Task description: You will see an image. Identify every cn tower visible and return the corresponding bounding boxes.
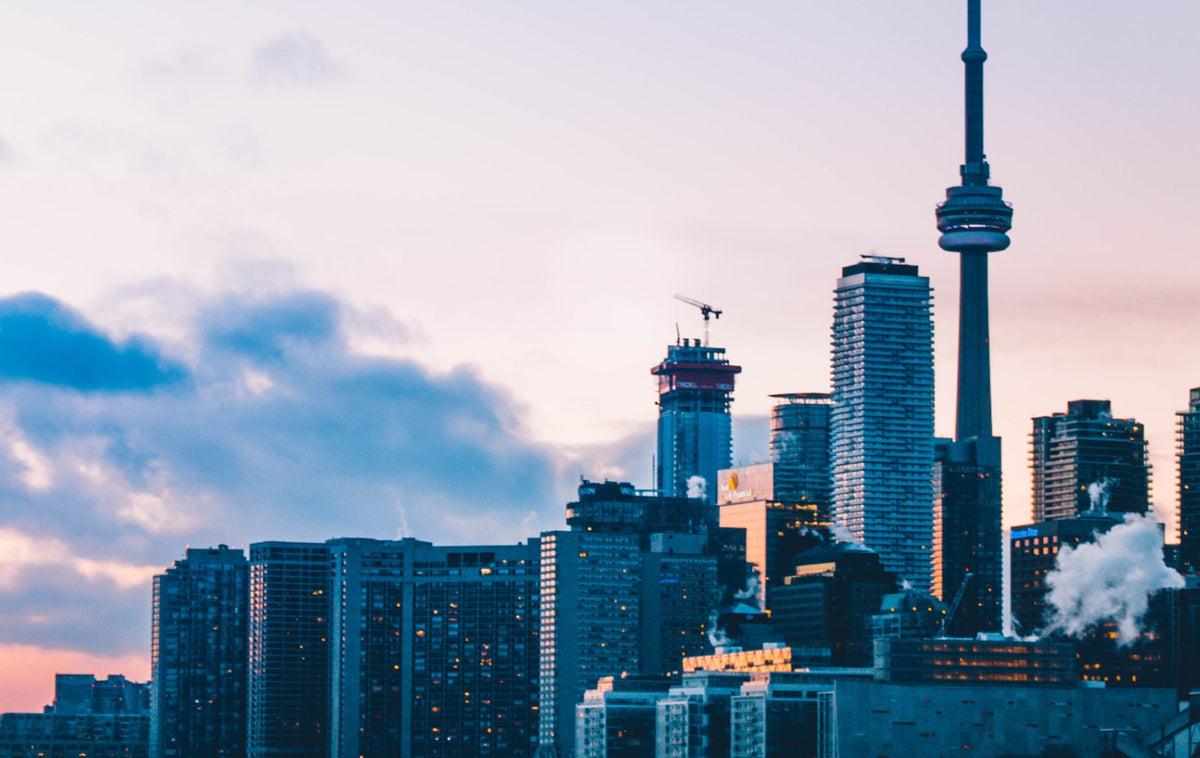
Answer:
[932,0,1011,636]
[937,0,1012,440]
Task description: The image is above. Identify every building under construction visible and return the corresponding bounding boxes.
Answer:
[653,340,740,502]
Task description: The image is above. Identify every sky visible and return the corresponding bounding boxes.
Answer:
[0,1,1198,712]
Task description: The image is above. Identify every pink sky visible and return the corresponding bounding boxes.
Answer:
[0,1,1197,712]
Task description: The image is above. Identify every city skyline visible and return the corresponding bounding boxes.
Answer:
[1,1,1198,713]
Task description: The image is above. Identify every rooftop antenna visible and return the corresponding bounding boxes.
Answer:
[675,322,681,346]
[673,294,723,346]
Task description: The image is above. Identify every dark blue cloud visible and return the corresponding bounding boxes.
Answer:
[0,287,779,658]
[0,285,573,655]
[0,293,186,391]
[201,290,339,361]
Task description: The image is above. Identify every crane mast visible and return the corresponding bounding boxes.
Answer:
[673,294,723,346]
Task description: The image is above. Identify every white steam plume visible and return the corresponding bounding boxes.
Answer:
[686,475,707,501]
[707,610,732,649]
[1042,513,1184,646]
[828,521,860,545]
[733,568,763,611]
[1084,477,1117,516]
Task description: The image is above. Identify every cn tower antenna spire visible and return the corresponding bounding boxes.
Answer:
[963,0,987,182]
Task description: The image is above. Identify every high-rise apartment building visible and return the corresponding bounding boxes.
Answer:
[830,255,935,592]
[247,538,541,758]
[652,340,741,501]
[536,481,720,758]
[1030,399,1150,522]
[538,528,643,758]
[1178,387,1200,573]
[247,542,331,758]
[768,392,832,515]
[329,538,540,758]
[152,545,248,758]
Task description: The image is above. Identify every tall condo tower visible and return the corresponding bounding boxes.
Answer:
[831,255,935,592]
[931,0,1013,635]
[652,340,741,501]
[1179,388,1200,573]
[1030,399,1150,522]
[151,546,248,758]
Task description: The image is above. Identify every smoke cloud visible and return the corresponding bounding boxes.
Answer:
[686,475,707,501]
[1042,513,1184,645]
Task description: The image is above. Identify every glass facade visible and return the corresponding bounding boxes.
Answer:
[652,342,741,501]
[932,437,1003,635]
[830,256,935,592]
[250,538,540,758]
[717,499,823,595]
[769,393,833,515]
[247,542,331,758]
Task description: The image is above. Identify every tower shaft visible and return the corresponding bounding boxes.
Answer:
[956,250,992,440]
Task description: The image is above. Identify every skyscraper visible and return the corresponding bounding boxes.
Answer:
[931,0,1013,635]
[830,255,935,592]
[769,392,833,514]
[247,542,331,758]
[535,481,720,758]
[1178,387,1200,573]
[151,545,248,758]
[328,538,540,758]
[247,538,541,758]
[652,340,741,501]
[1030,399,1150,522]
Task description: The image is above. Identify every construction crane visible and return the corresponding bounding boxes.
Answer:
[939,572,972,638]
[674,294,723,346]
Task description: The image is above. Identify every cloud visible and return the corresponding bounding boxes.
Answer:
[252,32,344,87]
[0,281,768,663]
[0,137,13,164]
[0,281,565,659]
[0,293,186,391]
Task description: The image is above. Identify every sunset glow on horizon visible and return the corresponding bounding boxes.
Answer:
[1,0,1198,713]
